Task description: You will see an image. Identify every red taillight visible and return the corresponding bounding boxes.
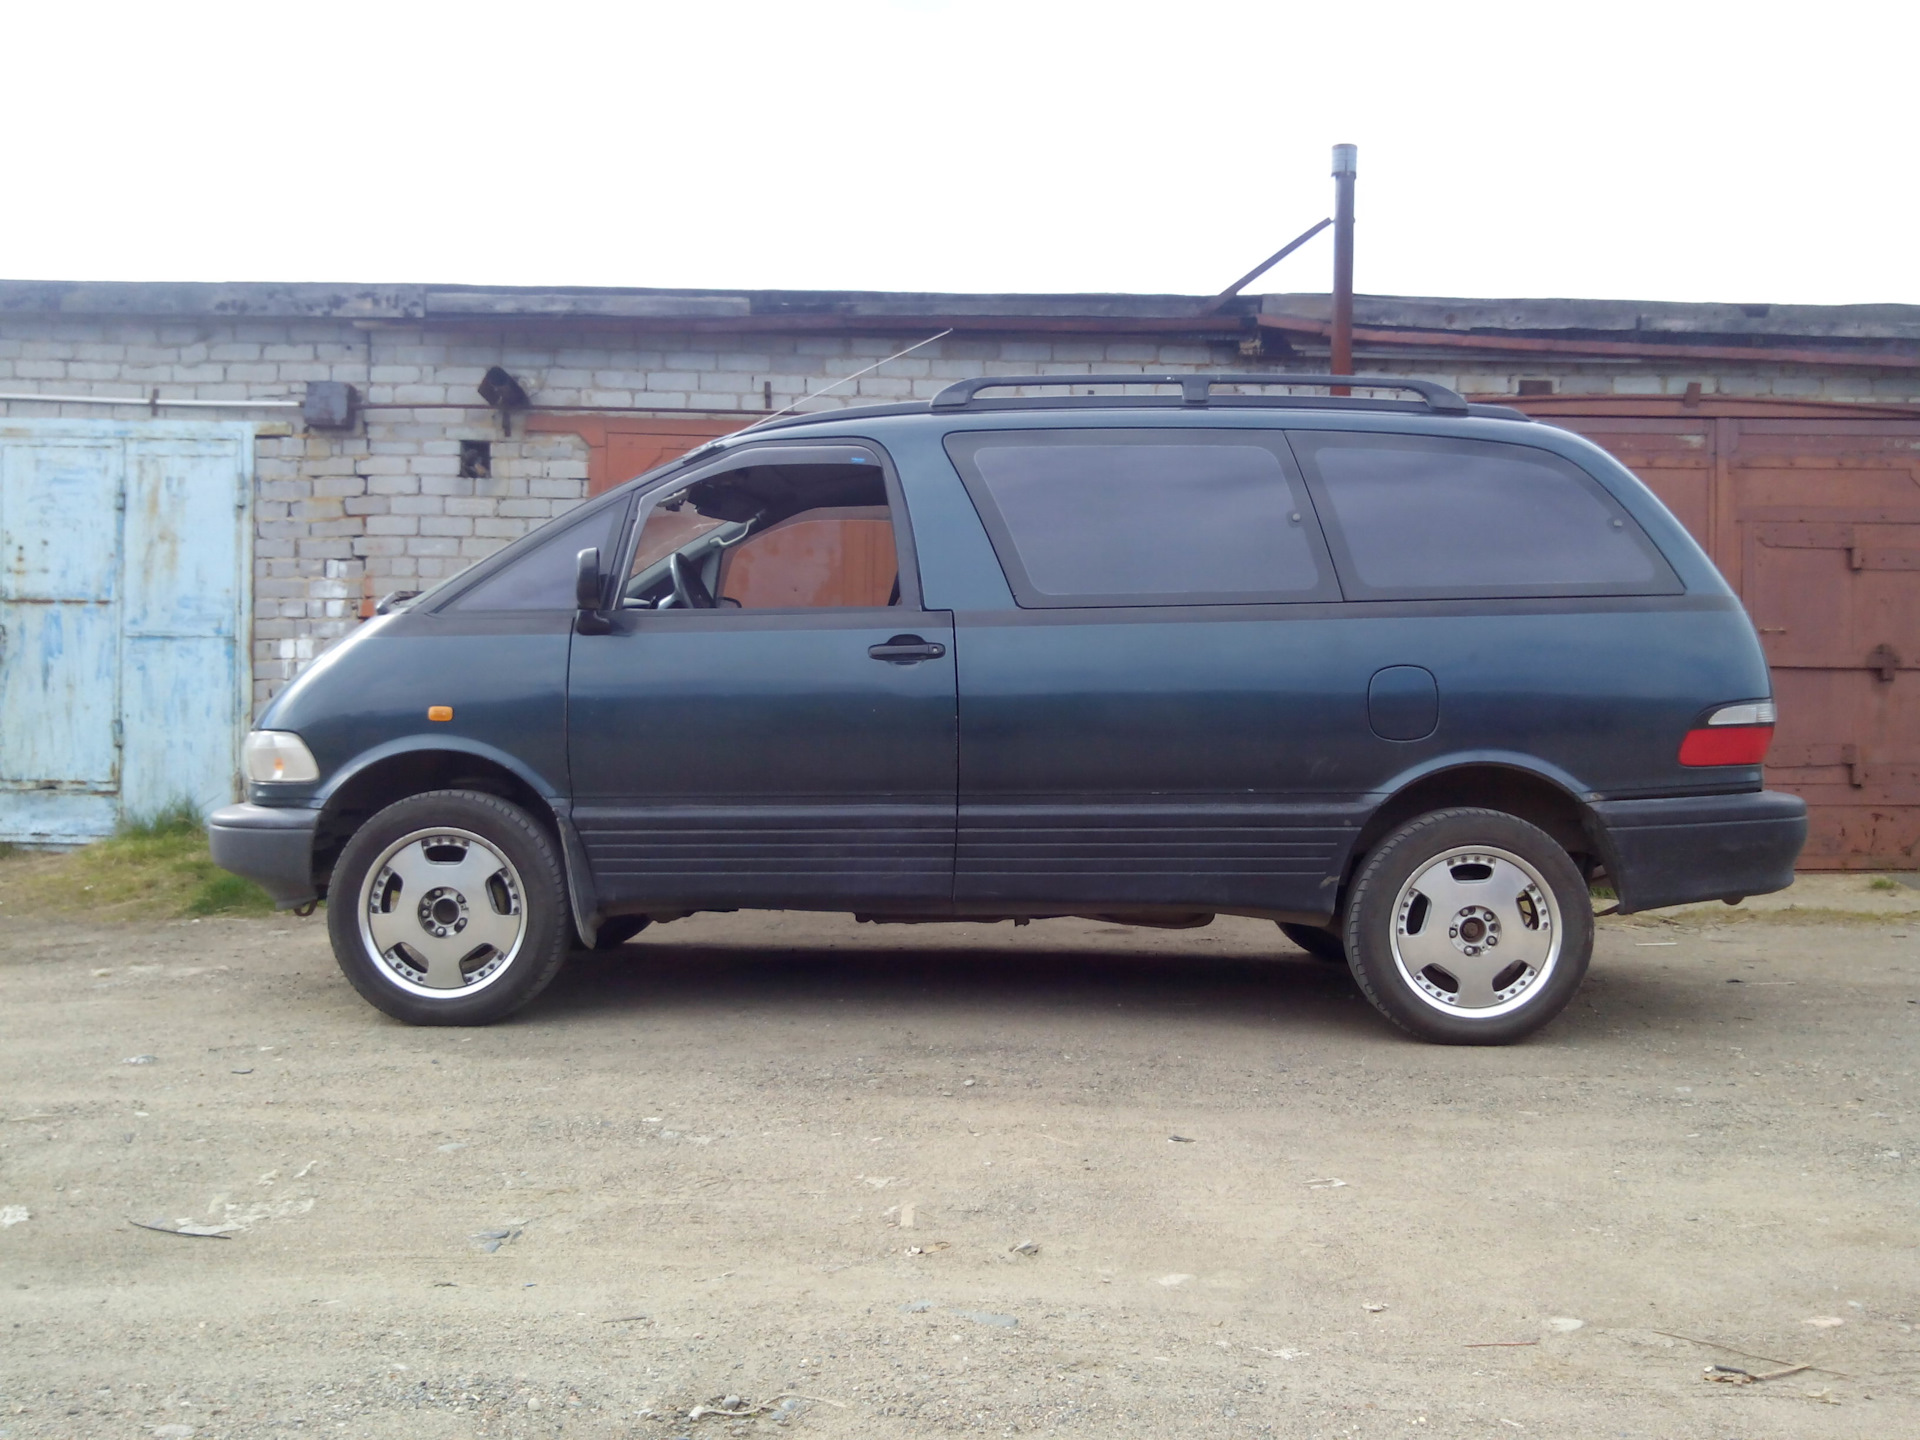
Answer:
[1678,724,1774,766]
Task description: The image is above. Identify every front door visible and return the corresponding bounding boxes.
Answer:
[567,444,957,909]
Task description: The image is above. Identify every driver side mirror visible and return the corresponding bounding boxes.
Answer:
[574,547,611,634]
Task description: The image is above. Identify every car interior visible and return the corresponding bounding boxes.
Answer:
[622,461,902,610]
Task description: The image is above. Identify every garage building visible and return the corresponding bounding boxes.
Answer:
[1,280,1914,867]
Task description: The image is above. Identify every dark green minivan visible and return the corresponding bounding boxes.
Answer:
[209,375,1805,1042]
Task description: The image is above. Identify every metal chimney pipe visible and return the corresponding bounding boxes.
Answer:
[1330,143,1358,388]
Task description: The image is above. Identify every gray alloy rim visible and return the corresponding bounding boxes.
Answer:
[356,826,526,1000]
[1388,843,1562,1019]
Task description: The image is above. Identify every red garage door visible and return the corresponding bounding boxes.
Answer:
[525,414,756,497]
[1507,397,1920,870]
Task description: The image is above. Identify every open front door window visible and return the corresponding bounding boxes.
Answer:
[623,449,907,611]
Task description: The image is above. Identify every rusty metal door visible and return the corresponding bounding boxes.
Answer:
[1746,521,1920,864]
[118,433,255,823]
[1732,420,1920,867]
[0,430,124,839]
[0,421,252,844]
[1514,400,1920,869]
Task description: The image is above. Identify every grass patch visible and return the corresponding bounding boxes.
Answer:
[1867,876,1904,892]
[0,800,276,921]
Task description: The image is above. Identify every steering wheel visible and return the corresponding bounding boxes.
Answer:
[669,551,717,609]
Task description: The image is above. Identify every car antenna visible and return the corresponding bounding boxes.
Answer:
[728,328,953,436]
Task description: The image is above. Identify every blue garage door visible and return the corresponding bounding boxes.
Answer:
[0,420,252,844]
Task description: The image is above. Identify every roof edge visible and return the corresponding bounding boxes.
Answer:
[3,280,1918,346]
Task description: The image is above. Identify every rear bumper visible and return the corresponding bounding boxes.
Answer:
[207,802,321,910]
[1588,790,1807,913]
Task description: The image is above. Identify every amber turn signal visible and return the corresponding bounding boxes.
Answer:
[427,706,454,722]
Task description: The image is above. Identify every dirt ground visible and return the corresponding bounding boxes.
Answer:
[2,882,1917,1439]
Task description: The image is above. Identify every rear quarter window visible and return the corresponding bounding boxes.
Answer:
[944,430,1339,607]
[1288,432,1680,600]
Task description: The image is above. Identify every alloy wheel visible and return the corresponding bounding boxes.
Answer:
[357,827,527,998]
[1388,844,1562,1019]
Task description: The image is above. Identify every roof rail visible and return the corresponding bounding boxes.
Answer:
[929,372,1470,416]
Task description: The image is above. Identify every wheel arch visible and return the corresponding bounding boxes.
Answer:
[1348,759,1604,897]
[311,739,562,893]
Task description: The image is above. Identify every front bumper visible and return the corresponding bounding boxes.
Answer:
[1588,790,1807,913]
[207,803,321,909]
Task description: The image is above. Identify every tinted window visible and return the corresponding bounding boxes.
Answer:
[1290,433,1678,599]
[447,506,620,611]
[945,431,1336,606]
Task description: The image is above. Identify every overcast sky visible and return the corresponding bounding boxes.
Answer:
[4,1,1911,306]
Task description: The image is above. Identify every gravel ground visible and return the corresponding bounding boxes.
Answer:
[1,897,1917,1439]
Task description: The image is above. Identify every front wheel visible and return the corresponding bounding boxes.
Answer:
[1342,808,1591,1045]
[327,790,572,1025]
[587,915,651,950]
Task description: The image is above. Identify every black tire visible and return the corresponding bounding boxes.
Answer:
[588,915,652,950]
[1342,808,1592,1045]
[326,789,572,1025]
[1278,921,1348,964]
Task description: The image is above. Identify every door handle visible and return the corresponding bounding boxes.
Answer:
[868,634,946,664]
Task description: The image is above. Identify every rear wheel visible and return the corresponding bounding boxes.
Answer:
[1277,921,1347,964]
[327,790,571,1025]
[1343,808,1591,1045]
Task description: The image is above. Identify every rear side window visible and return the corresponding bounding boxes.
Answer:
[945,430,1338,606]
[1289,432,1678,600]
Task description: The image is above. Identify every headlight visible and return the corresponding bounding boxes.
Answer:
[244,730,320,784]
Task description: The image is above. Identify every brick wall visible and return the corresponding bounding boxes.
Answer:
[4,313,1918,711]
